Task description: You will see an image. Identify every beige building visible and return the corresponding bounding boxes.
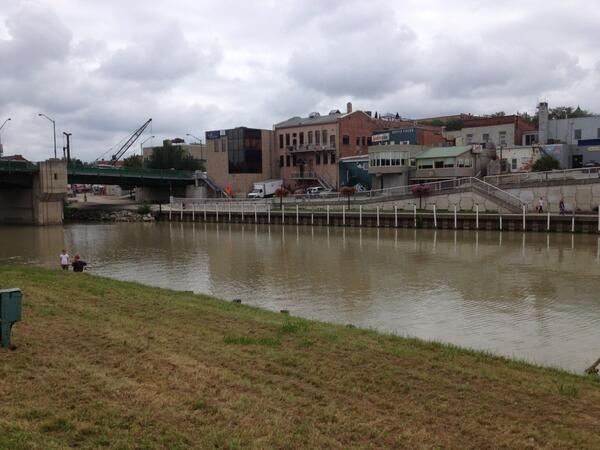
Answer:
[203,127,275,197]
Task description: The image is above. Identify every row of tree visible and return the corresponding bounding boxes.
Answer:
[123,141,204,171]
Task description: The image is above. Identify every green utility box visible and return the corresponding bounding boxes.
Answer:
[0,288,22,348]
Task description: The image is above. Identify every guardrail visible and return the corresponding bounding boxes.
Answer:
[470,178,524,212]
[484,167,600,186]
[0,160,38,173]
[68,165,195,180]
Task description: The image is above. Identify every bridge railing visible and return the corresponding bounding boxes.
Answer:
[484,167,600,186]
[0,160,38,173]
[67,165,195,180]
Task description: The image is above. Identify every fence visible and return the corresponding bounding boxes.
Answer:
[484,167,600,186]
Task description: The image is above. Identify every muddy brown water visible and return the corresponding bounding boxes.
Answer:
[1,222,599,372]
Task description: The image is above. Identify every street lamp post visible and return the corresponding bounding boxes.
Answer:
[140,135,155,158]
[0,117,11,157]
[38,113,57,159]
[186,133,204,160]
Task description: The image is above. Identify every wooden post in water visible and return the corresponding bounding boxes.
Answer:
[204,202,207,222]
[326,205,330,225]
[547,211,551,231]
[597,205,600,232]
[241,203,244,222]
[254,204,257,223]
[359,205,362,226]
[169,199,172,221]
[216,202,219,222]
[433,204,437,228]
[475,204,479,230]
[499,215,503,231]
[394,205,398,228]
[296,204,299,225]
[281,204,284,224]
[311,211,314,226]
[342,205,346,226]
[522,204,526,231]
[571,213,575,233]
[454,204,457,229]
[413,203,417,228]
[268,204,271,224]
[180,202,183,221]
[192,202,195,221]
[376,206,380,227]
[228,202,231,222]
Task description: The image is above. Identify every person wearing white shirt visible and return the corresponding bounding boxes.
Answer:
[59,250,69,270]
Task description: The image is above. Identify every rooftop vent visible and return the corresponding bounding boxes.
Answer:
[329,109,341,115]
[309,112,321,118]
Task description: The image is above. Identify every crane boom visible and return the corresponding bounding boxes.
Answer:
[108,118,152,165]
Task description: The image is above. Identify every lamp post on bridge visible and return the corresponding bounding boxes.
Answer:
[0,117,11,158]
[186,133,204,160]
[38,113,57,159]
[140,135,155,161]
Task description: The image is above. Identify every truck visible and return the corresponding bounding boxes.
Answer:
[247,179,283,198]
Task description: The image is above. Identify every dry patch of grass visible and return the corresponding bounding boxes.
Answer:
[0,265,599,449]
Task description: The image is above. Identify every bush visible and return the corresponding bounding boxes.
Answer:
[137,202,151,215]
[532,155,560,172]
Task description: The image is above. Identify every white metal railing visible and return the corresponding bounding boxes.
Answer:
[484,167,600,186]
[470,178,524,211]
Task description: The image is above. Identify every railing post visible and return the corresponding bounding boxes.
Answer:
[228,202,231,222]
[453,204,457,229]
[359,205,362,226]
[376,206,380,227]
[241,202,244,222]
[394,205,398,227]
[413,203,417,228]
[296,204,299,225]
[522,204,526,231]
[204,202,207,222]
[547,211,551,231]
[342,205,346,226]
[499,214,502,231]
[475,203,479,229]
[326,205,330,225]
[268,204,271,223]
[433,204,437,228]
[180,202,183,221]
[192,202,195,221]
[572,213,575,233]
[311,211,314,226]
[216,202,219,222]
[169,198,172,221]
[281,204,285,224]
[254,204,257,223]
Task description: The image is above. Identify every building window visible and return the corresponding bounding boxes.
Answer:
[279,134,284,149]
[323,153,328,164]
[279,155,284,167]
[482,133,489,142]
[499,131,507,145]
[356,137,360,145]
[308,131,313,144]
[342,135,350,145]
[299,132,304,145]
[221,139,226,152]
[511,158,517,170]
[322,130,328,146]
[315,131,321,145]
[292,155,297,166]
[362,136,366,146]
[286,155,290,166]
[330,153,336,164]
[227,128,262,174]
[330,134,336,148]
[574,129,582,140]
[213,140,219,152]
[434,160,444,168]
[316,153,321,165]
[466,134,473,144]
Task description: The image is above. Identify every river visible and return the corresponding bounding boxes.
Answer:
[1,222,599,372]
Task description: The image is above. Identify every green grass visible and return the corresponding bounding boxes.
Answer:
[0,265,599,449]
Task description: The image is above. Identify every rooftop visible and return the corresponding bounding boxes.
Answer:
[415,146,472,159]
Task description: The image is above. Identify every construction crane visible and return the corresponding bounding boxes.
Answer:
[97,118,152,165]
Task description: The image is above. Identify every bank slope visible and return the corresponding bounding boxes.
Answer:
[0,266,599,449]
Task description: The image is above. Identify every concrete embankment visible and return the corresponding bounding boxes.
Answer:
[1,265,599,448]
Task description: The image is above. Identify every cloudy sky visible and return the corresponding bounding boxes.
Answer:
[1,0,599,161]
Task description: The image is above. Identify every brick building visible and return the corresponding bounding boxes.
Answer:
[446,115,536,148]
[273,103,420,190]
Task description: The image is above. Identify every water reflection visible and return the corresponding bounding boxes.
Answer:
[0,223,599,372]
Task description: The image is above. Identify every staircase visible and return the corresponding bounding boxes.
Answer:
[316,173,334,190]
[470,178,523,213]
[194,171,229,197]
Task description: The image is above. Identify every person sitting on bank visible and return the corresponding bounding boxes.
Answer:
[71,255,87,273]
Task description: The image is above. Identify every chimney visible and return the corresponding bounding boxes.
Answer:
[537,102,548,145]
[346,102,352,114]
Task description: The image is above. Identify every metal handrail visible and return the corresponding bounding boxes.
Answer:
[484,167,600,186]
[469,177,523,210]
[67,164,195,180]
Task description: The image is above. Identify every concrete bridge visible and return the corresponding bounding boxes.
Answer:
[0,160,200,225]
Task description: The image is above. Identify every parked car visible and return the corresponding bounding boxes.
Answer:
[306,186,332,197]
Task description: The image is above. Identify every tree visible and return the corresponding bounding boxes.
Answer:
[532,155,560,172]
[147,141,204,171]
[444,118,464,131]
[549,106,593,120]
[123,154,143,168]
[274,187,288,209]
[486,111,506,118]
[411,184,431,209]
[340,185,356,208]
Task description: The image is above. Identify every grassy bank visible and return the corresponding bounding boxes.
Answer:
[0,266,599,449]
